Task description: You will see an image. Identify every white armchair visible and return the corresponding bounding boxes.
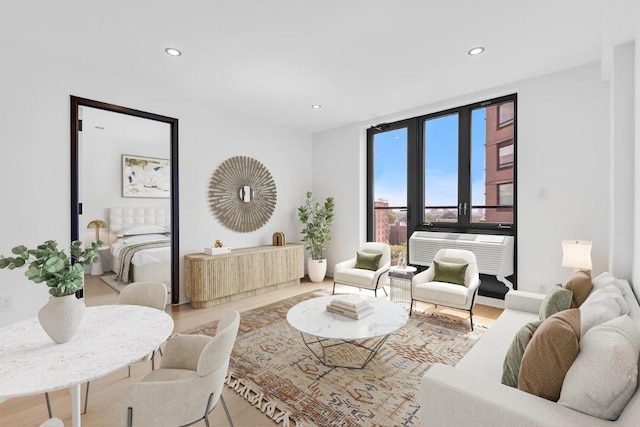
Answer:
[411,248,480,330]
[120,309,240,427]
[333,242,391,297]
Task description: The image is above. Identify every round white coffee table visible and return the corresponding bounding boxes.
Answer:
[287,295,408,368]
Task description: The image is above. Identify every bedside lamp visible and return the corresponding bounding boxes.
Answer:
[561,240,592,275]
[87,219,107,242]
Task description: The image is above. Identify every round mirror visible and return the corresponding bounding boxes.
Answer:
[239,185,253,203]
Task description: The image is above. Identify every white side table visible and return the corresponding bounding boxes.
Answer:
[90,245,109,276]
[389,265,417,309]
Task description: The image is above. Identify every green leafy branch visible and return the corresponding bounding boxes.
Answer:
[0,240,102,297]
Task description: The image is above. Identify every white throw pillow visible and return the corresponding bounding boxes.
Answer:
[579,302,620,338]
[591,271,628,296]
[582,284,630,315]
[558,315,640,420]
[120,234,171,244]
[117,225,169,237]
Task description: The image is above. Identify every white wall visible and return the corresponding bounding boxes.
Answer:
[609,42,635,280]
[82,107,171,251]
[0,41,312,326]
[311,123,365,273]
[634,31,640,296]
[313,61,613,293]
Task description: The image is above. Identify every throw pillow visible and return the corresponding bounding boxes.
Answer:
[501,319,544,388]
[354,251,382,271]
[539,285,573,320]
[518,308,581,402]
[591,271,628,296]
[579,302,620,338]
[563,271,592,308]
[432,260,468,286]
[559,315,640,420]
[582,284,630,315]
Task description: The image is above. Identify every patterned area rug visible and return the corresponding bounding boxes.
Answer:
[185,290,487,427]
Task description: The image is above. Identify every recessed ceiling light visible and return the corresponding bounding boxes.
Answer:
[311,104,322,109]
[165,47,182,57]
[468,46,485,56]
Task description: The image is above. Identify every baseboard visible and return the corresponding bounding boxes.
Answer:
[476,295,505,309]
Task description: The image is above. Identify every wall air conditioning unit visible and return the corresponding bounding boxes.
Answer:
[409,231,515,289]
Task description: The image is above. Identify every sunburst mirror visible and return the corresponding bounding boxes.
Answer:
[208,156,277,232]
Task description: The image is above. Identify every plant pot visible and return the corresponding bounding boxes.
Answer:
[37,294,86,344]
[307,258,327,283]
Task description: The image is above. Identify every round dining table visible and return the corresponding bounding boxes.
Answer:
[0,304,174,427]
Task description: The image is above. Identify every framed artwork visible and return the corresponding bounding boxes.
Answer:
[122,154,171,198]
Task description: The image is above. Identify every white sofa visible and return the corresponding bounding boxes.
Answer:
[420,273,640,426]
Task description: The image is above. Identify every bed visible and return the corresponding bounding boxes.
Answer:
[108,207,172,287]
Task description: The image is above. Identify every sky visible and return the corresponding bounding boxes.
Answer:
[374,108,487,208]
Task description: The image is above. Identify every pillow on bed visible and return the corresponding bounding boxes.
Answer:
[120,234,171,244]
[117,225,169,237]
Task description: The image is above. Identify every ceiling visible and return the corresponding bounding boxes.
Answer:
[2,1,639,133]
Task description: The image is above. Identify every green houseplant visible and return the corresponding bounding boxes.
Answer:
[298,191,335,282]
[0,239,102,343]
[0,240,102,296]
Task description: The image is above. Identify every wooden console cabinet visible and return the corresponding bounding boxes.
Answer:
[184,244,304,308]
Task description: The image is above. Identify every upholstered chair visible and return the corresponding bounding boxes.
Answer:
[120,309,240,427]
[410,248,481,330]
[333,242,391,296]
[82,281,169,414]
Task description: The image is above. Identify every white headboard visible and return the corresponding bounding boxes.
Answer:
[108,207,171,235]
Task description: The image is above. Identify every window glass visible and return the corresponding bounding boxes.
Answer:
[424,114,459,223]
[372,128,407,265]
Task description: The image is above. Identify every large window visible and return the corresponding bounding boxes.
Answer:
[367,94,516,244]
[367,123,411,265]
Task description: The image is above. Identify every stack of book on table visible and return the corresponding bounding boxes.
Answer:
[326,295,374,319]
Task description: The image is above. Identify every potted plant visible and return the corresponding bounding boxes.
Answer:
[0,239,102,343]
[298,191,335,282]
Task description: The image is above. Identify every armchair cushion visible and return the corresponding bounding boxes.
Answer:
[433,260,468,286]
[413,281,470,305]
[334,268,378,288]
[354,251,382,271]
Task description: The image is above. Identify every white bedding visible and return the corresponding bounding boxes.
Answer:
[107,207,172,286]
[111,234,171,268]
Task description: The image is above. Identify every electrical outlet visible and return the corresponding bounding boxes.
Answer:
[0,296,13,311]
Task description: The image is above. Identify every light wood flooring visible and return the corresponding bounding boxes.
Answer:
[0,276,502,427]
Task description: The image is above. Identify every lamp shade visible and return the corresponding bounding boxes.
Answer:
[87,219,107,242]
[561,240,592,270]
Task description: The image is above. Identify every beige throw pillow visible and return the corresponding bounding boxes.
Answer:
[563,271,592,308]
[518,309,581,402]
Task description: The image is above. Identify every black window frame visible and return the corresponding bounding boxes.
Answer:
[367,93,517,238]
